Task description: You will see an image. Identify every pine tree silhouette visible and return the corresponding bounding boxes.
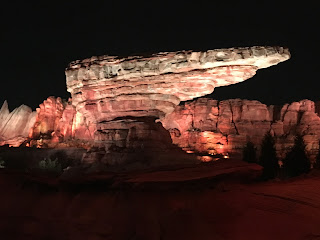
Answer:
[313,140,320,169]
[259,132,279,180]
[283,134,310,177]
[242,141,257,163]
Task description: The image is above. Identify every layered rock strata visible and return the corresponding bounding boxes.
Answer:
[66,46,289,123]
[65,46,290,164]
[0,46,291,166]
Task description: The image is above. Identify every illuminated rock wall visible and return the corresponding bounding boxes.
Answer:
[63,46,289,164]
[2,96,320,163]
[161,98,320,162]
[0,46,294,166]
[66,46,289,126]
[29,97,65,141]
[0,101,36,146]
[28,97,93,148]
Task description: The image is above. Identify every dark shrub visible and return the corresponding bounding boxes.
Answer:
[259,132,279,180]
[283,134,310,177]
[242,141,257,163]
[313,140,320,169]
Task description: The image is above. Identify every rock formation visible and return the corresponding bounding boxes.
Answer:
[66,46,289,122]
[162,98,320,163]
[29,97,65,145]
[28,97,91,148]
[9,95,318,165]
[0,101,36,146]
[0,46,293,167]
[64,46,289,165]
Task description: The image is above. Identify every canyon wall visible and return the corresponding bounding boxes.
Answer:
[0,46,293,166]
[1,96,319,163]
[27,96,93,148]
[162,98,320,162]
[63,46,289,165]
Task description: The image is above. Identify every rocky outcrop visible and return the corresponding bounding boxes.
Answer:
[66,46,289,124]
[0,46,292,166]
[0,101,36,146]
[64,46,289,164]
[161,98,320,163]
[2,96,320,164]
[29,97,65,141]
[28,97,92,148]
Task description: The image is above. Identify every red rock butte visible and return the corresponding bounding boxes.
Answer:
[63,46,290,165]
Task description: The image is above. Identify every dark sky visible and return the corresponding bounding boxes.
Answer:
[1,1,319,110]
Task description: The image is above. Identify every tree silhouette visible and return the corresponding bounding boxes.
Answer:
[283,134,310,177]
[242,141,257,163]
[313,140,320,169]
[259,132,279,180]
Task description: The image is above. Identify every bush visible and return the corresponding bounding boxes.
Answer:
[314,140,320,169]
[283,134,310,177]
[37,158,62,173]
[0,157,5,168]
[242,141,257,163]
[50,151,71,169]
[0,153,29,170]
[259,132,279,180]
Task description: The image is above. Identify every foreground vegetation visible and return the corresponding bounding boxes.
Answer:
[243,132,315,180]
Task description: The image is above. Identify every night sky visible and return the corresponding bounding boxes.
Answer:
[1,1,319,110]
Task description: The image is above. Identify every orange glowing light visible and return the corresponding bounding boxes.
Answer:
[197,156,213,162]
[202,131,210,137]
[208,149,217,155]
[278,160,283,168]
[186,150,194,154]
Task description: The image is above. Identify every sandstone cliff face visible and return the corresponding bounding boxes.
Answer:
[65,47,289,153]
[29,97,65,141]
[2,96,319,163]
[0,46,294,165]
[161,98,320,162]
[28,97,93,148]
[0,101,36,146]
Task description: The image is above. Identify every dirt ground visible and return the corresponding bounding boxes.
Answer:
[0,160,319,240]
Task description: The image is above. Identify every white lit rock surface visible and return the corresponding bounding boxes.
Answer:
[66,46,290,123]
[0,101,36,147]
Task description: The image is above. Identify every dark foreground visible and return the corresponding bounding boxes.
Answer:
[0,160,319,240]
